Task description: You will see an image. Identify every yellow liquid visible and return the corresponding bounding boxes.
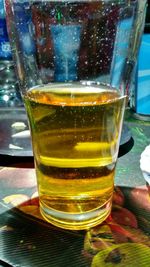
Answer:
[24,83,126,230]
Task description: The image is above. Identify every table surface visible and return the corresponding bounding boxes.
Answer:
[0,108,150,267]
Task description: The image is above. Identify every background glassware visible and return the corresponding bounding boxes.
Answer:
[0,0,21,106]
[5,0,147,230]
[130,1,150,119]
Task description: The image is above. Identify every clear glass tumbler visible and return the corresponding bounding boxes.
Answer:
[5,0,147,230]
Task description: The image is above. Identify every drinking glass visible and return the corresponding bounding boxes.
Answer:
[5,0,147,230]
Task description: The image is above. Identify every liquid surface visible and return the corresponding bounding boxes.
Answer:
[24,83,126,229]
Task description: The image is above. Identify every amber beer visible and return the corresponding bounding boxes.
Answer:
[24,83,126,230]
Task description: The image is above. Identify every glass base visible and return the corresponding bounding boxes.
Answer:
[40,198,112,230]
